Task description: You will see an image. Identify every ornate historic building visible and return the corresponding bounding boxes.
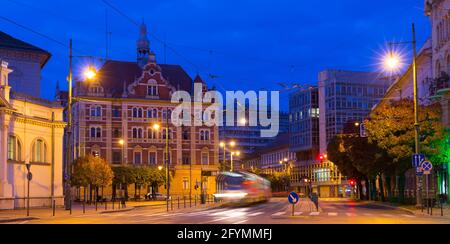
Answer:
[71,23,219,197]
[0,60,65,210]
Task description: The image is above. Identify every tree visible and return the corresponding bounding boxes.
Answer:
[71,155,114,202]
[365,99,443,202]
[112,166,136,200]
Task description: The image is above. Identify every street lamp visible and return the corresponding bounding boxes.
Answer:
[64,39,99,210]
[152,109,171,212]
[230,151,240,172]
[119,139,125,165]
[25,163,32,216]
[220,140,236,171]
[382,23,422,207]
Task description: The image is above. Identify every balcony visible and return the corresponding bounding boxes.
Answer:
[429,73,450,99]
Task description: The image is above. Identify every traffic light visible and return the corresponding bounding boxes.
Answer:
[349,179,356,187]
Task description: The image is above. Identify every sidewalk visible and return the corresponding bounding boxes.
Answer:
[0,200,166,223]
[361,200,450,217]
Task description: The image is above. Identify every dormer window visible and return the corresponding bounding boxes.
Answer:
[147,85,158,97]
[89,84,104,95]
[90,105,102,117]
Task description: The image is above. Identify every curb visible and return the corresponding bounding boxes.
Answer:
[0,217,39,223]
[100,206,136,214]
[365,202,415,215]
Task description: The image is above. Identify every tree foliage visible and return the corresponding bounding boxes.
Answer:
[365,99,443,173]
[71,155,114,188]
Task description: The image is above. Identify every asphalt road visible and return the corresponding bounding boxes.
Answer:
[9,198,450,224]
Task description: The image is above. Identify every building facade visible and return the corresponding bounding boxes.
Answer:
[71,23,219,197]
[318,70,391,154]
[0,31,51,98]
[1,60,65,210]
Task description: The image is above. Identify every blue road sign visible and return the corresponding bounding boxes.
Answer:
[412,154,425,168]
[288,192,299,205]
[421,161,433,172]
[416,167,424,177]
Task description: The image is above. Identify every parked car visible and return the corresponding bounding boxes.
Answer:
[145,193,171,200]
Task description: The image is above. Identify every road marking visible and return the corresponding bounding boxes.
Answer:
[234,220,248,224]
[328,212,338,217]
[248,212,263,217]
[294,212,303,216]
[363,213,373,216]
[309,212,320,216]
[381,214,393,217]
[346,213,357,217]
[401,214,416,218]
[272,212,285,216]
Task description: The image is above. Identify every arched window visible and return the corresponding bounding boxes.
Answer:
[161,128,172,140]
[200,130,210,141]
[132,128,143,139]
[90,127,102,138]
[133,147,142,165]
[201,148,209,165]
[90,105,102,117]
[32,139,47,163]
[132,107,143,118]
[147,128,157,139]
[89,84,104,94]
[7,135,22,161]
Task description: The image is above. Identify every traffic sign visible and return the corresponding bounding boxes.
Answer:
[421,161,433,175]
[412,154,425,168]
[416,167,424,177]
[288,192,299,205]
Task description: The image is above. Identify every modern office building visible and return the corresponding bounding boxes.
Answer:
[318,70,391,154]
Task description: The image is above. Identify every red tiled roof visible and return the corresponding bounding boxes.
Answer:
[0,31,51,68]
[93,60,194,97]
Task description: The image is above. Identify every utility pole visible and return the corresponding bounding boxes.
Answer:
[412,23,422,208]
[165,107,170,212]
[64,39,73,210]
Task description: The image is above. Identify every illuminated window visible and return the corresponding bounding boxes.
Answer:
[32,139,47,163]
[7,135,21,161]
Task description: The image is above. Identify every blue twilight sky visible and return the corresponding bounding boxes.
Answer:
[0,0,431,110]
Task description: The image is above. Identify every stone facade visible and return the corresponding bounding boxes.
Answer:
[0,60,66,210]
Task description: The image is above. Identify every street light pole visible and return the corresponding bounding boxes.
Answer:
[412,23,422,208]
[165,108,170,212]
[64,39,73,211]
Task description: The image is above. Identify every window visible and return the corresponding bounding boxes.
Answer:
[163,151,172,165]
[132,108,143,118]
[32,139,47,163]
[134,151,142,165]
[113,129,121,138]
[183,177,189,190]
[90,127,102,138]
[148,128,157,139]
[132,128,143,139]
[147,85,158,96]
[182,155,190,165]
[112,107,121,118]
[90,85,104,94]
[200,130,210,141]
[7,135,21,161]
[149,152,157,165]
[90,106,102,117]
[201,152,209,165]
[182,129,189,140]
[161,129,172,140]
[112,151,122,164]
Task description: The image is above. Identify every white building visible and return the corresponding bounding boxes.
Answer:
[0,61,65,209]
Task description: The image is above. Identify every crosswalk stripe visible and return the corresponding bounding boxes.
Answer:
[346,213,357,217]
[294,212,303,216]
[363,213,373,216]
[401,214,416,218]
[272,212,285,216]
[328,212,338,216]
[381,214,393,217]
[309,212,320,216]
[248,212,263,217]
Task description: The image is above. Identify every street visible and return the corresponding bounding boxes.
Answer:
[6,198,449,224]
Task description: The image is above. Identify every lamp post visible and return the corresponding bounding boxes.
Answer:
[220,141,236,172]
[25,163,32,216]
[382,23,421,207]
[64,39,98,210]
[230,151,240,172]
[152,107,171,212]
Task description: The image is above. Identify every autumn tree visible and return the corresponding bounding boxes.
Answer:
[71,155,114,202]
[365,99,443,202]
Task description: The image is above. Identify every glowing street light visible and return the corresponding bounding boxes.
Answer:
[229,141,236,147]
[384,53,401,71]
[239,118,247,126]
[119,139,124,146]
[158,166,163,171]
[152,123,161,131]
[83,66,97,80]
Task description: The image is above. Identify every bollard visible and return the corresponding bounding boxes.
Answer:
[184,197,186,208]
[431,199,433,216]
[105,201,108,211]
[112,200,115,210]
[441,201,444,217]
[178,197,180,209]
[171,198,173,211]
[195,195,197,207]
[95,200,98,211]
[53,200,56,217]
[70,200,72,215]
[83,201,86,214]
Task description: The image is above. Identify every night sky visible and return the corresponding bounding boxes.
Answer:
[0,0,431,110]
